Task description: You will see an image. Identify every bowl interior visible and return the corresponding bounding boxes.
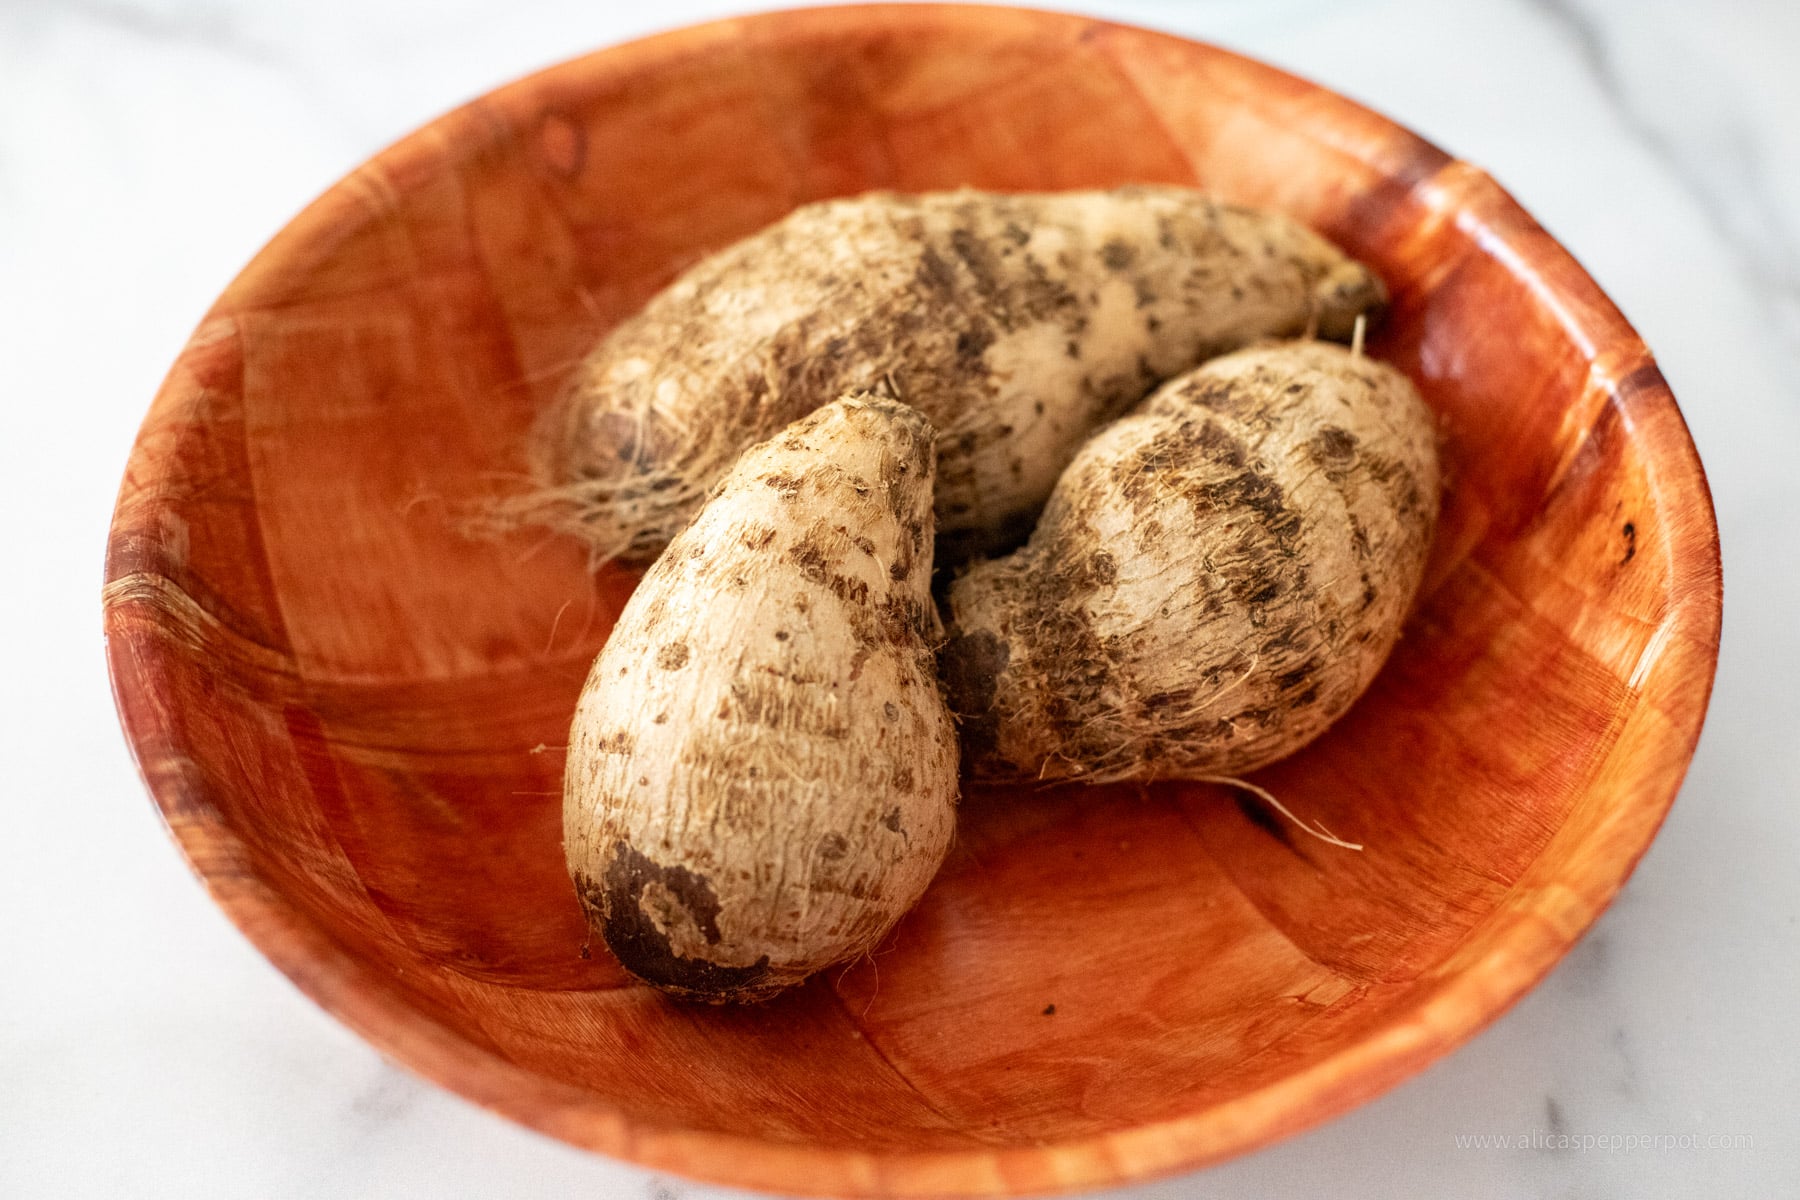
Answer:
[104,6,1720,1195]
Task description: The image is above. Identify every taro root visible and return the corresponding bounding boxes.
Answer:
[943,340,1439,785]
[563,395,958,1002]
[533,187,1385,565]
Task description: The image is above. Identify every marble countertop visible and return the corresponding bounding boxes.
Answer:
[3,0,1794,1196]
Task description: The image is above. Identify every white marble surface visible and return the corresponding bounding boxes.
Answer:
[2,0,1794,1195]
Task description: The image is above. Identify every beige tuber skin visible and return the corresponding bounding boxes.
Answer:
[941,340,1439,785]
[534,187,1386,566]
[563,395,958,1002]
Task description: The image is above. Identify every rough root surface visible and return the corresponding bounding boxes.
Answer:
[563,395,958,1002]
[530,187,1387,565]
[942,341,1439,783]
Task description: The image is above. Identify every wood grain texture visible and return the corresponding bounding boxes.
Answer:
[102,5,1722,1196]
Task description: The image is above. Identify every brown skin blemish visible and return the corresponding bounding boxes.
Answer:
[1308,425,1359,480]
[875,592,933,645]
[1185,425,1305,558]
[1088,550,1117,587]
[948,226,1003,300]
[1621,521,1637,564]
[586,845,773,999]
[1179,378,1253,418]
[825,572,872,609]
[655,642,689,670]
[914,244,958,294]
[1245,580,1283,605]
[1142,688,1194,714]
[786,535,835,585]
[592,730,635,755]
[1274,662,1318,692]
[955,325,995,364]
[969,576,1113,776]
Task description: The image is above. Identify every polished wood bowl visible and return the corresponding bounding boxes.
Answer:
[103,5,1722,1195]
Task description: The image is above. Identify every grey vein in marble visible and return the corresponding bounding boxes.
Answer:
[346,1066,424,1129]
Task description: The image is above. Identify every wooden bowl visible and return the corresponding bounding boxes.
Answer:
[103,5,1722,1195]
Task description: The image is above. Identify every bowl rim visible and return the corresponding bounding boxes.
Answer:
[102,4,1724,1195]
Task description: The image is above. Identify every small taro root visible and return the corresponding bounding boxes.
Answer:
[563,395,958,1002]
[532,187,1386,566]
[942,340,1439,784]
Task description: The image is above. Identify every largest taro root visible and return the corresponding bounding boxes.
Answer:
[534,187,1386,566]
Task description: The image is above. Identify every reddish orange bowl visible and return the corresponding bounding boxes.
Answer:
[104,5,1721,1195]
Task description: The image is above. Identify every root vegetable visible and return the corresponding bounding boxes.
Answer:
[532,187,1386,565]
[941,340,1438,783]
[563,395,958,1002]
